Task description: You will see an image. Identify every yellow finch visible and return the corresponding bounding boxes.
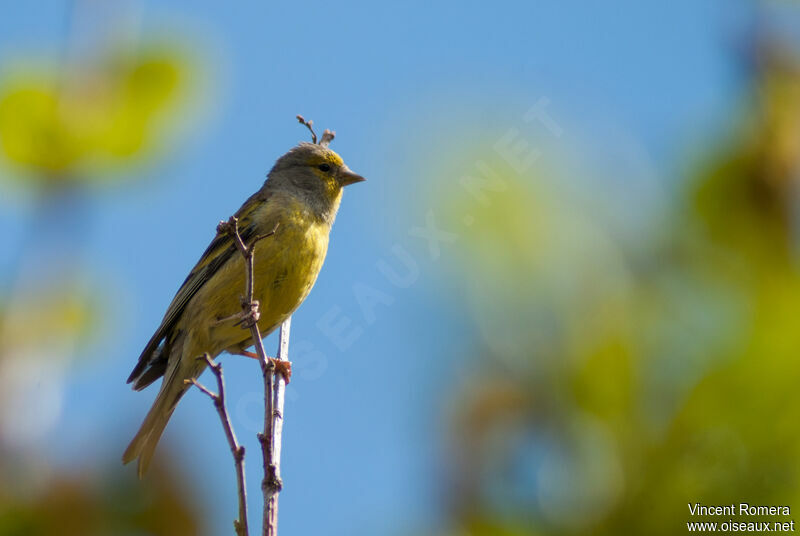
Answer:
[123,140,365,477]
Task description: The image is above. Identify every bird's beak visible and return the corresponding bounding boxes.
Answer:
[337,165,366,187]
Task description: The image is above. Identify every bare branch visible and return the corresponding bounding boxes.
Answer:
[296,115,336,148]
[296,115,317,144]
[185,377,217,400]
[319,129,335,147]
[219,215,290,536]
[186,354,249,536]
[266,318,291,533]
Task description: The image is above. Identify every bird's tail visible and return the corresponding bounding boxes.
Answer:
[122,364,188,478]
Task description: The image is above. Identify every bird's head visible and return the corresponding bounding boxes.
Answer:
[266,142,365,223]
[272,142,364,187]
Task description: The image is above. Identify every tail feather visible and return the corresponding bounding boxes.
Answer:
[128,336,172,390]
[123,365,187,478]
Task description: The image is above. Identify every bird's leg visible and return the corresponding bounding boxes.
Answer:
[231,349,260,360]
[220,296,292,381]
[212,313,240,326]
[212,300,261,328]
[236,299,260,328]
[229,349,293,383]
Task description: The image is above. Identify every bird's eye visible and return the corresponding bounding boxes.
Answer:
[317,163,331,172]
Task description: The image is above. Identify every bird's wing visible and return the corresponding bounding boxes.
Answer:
[127,189,271,387]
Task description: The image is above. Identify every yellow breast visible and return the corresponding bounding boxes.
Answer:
[252,206,330,328]
[183,196,332,356]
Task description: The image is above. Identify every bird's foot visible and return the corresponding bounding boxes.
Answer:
[235,299,261,328]
[215,301,261,328]
[230,350,291,383]
[271,359,292,383]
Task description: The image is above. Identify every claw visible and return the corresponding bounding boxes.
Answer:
[271,359,292,383]
[235,300,261,328]
[213,301,261,329]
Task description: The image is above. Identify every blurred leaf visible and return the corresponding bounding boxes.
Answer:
[433,41,800,536]
[0,86,82,175]
[0,277,102,358]
[0,45,191,186]
[0,460,203,536]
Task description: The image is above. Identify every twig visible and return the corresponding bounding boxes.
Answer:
[185,354,249,536]
[265,318,290,534]
[319,129,335,147]
[297,114,335,148]
[296,115,317,144]
[218,216,289,536]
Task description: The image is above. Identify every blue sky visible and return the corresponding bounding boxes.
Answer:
[0,1,766,534]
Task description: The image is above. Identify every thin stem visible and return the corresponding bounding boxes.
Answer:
[266,318,290,533]
[296,115,317,144]
[185,354,249,536]
[319,129,335,147]
[218,216,288,536]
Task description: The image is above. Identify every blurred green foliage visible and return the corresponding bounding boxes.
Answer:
[436,45,800,535]
[0,462,201,536]
[0,46,188,186]
[0,7,205,535]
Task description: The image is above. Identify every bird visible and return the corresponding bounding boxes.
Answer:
[123,129,365,477]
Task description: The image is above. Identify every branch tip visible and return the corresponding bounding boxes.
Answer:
[296,114,317,144]
[186,351,249,535]
[320,129,335,147]
[296,115,336,147]
[215,207,289,535]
